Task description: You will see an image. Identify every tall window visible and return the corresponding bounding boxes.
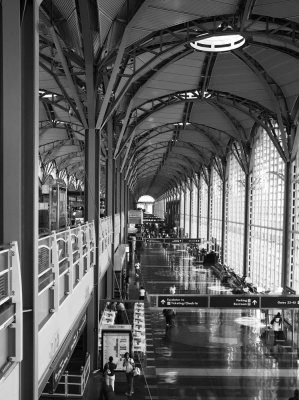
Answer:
[191,179,198,237]
[199,174,208,241]
[224,152,245,275]
[179,186,185,231]
[248,128,284,290]
[185,182,191,237]
[210,166,223,254]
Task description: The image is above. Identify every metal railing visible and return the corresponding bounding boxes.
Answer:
[99,216,113,254]
[0,242,23,373]
[98,216,113,276]
[42,353,90,397]
[37,222,96,327]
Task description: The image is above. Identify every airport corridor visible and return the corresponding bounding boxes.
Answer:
[138,241,299,400]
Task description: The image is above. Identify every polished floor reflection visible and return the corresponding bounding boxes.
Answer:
[140,241,299,400]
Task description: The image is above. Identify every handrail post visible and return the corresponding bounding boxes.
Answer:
[51,231,59,312]
[78,225,83,280]
[64,371,69,396]
[85,223,90,272]
[10,241,23,362]
[67,226,73,294]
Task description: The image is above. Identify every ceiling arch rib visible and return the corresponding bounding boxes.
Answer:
[135,122,227,156]
[233,48,291,156]
[37,1,299,198]
[121,88,282,142]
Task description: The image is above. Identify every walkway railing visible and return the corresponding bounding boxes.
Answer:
[42,353,90,397]
[0,242,23,377]
[98,216,113,276]
[37,222,96,328]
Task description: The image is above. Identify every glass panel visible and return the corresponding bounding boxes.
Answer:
[248,127,284,290]
[224,152,245,275]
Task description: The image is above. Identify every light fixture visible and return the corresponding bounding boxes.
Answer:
[43,93,57,98]
[39,90,57,98]
[185,90,212,100]
[174,122,191,126]
[190,23,245,53]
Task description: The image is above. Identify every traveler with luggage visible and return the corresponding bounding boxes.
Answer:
[103,356,117,391]
[270,312,284,343]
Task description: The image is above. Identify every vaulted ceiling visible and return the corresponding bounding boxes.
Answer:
[39,0,299,198]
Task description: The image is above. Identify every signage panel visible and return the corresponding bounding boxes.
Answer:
[128,210,143,225]
[260,296,299,308]
[144,238,201,243]
[210,296,260,308]
[158,296,208,308]
[102,328,131,370]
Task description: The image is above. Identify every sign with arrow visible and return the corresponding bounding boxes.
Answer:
[210,296,260,308]
[260,296,299,308]
[158,296,208,308]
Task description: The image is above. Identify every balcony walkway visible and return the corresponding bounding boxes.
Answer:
[84,240,299,400]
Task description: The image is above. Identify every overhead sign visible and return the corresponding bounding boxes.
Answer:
[158,296,208,308]
[128,209,143,225]
[141,238,201,243]
[210,296,260,308]
[153,295,299,309]
[261,296,299,308]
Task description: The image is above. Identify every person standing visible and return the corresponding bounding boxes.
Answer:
[103,356,117,391]
[123,352,135,396]
[139,286,146,300]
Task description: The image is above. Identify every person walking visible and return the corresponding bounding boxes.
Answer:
[270,312,283,344]
[163,309,176,327]
[139,286,146,300]
[103,356,117,391]
[289,388,299,400]
[169,284,176,294]
[123,352,135,396]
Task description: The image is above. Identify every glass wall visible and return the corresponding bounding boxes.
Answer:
[179,185,185,234]
[224,152,245,275]
[153,198,163,219]
[248,127,285,290]
[191,179,198,238]
[185,181,191,237]
[199,174,208,242]
[210,166,223,254]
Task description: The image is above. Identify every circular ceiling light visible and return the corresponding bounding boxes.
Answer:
[190,33,245,53]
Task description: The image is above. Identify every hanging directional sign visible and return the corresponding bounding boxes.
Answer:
[260,296,299,308]
[152,295,299,310]
[209,296,260,308]
[158,295,208,308]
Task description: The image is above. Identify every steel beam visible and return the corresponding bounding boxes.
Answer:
[49,26,88,128]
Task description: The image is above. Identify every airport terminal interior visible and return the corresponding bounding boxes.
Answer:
[3,0,299,399]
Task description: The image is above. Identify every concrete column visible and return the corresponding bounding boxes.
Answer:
[281,161,291,288]
[1,2,39,398]
[120,172,125,242]
[243,173,250,277]
[221,176,226,263]
[84,128,100,370]
[207,170,211,251]
[197,178,200,239]
[189,183,193,238]
[105,122,115,298]
[183,184,187,236]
